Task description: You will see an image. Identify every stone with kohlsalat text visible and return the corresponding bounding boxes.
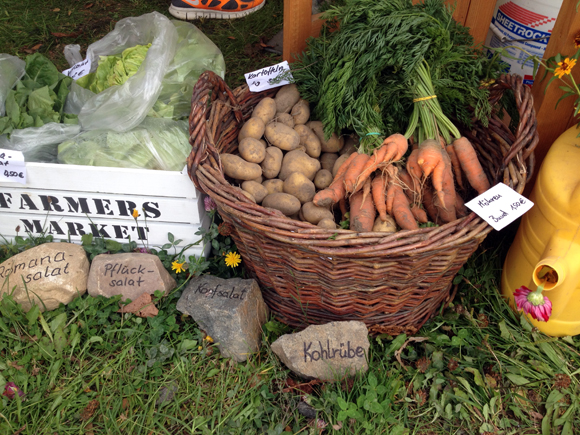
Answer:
[176,275,269,362]
[271,321,369,380]
[0,242,89,312]
[87,253,176,301]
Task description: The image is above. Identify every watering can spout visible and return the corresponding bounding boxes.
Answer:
[532,228,580,318]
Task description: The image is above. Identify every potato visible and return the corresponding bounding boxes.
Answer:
[340,135,359,155]
[302,202,334,225]
[307,121,344,153]
[221,153,262,181]
[294,124,321,158]
[259,139,267,147]
[332,154,350,177]
[314,169,333,190]
[261,146,283,179]
[372,215,397,233]
[283,172,316,204]
[275,84,301,113]
[271,112,294,128]
[279,150,321,181]
[265,123,300,151]
[241,190,256,203]
[262,193,301,216]
[262,179,284,195]
[252,97,277,125]
[238,137,266,163]
[318,218,337,229]
[291,99,310,125]
[238,118,265,142]
[320,153,339,171]
[242,181,268,203]
[251,175,264,184]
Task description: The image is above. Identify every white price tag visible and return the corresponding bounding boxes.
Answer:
[62,57,92,80]
[465,182,533,231]
[244,61,293,92]
[0,149,26,184]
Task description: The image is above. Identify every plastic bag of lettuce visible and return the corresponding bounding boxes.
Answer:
[58,118,191,171]
[65,12,225,132]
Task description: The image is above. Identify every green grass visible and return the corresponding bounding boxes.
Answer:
[0,0,283,88]
[2,232,580,434]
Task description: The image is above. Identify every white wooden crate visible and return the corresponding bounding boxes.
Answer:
[0,163,210,259]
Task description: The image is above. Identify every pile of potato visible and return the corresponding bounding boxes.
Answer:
[221,84,356,229]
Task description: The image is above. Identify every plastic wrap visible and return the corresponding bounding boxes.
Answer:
[68,12,178,132]
[0,54,26,117]
[0,123,81,163]
[57,118,191,171]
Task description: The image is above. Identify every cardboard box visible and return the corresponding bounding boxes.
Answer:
[0,163,210,259]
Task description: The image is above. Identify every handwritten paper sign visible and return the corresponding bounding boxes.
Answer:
[62,57,92,80]
[244,61,293,92]
[0,149,26,184]
[465,182,533,231]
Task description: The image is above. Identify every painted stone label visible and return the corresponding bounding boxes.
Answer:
[177,276,269,362]
[87,253,176,301]
[271,321,370,381]
[0,242,89,312]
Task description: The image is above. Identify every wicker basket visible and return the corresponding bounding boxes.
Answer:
[187,71,538,335]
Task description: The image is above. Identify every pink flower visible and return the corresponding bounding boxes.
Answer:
[514,285,552,322]
[137,248,150,254]
[204,196,217,212]
[3,382,24,399]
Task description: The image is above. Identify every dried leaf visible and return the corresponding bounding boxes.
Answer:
[68,10,72,16]
[53,8,61,12]
[118,293,158,318]
[85,3,94,9]
[332,421,343,430]
[8,361,24,370]
[395,337,428,370]
[228,36,236,40]
[122,398,129,410]
[80,400,99,421]
[51,31,82,38]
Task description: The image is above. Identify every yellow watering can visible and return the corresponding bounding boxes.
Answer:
[501,125,580,336]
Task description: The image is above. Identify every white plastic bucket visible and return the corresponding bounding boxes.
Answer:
[485,0,563,85]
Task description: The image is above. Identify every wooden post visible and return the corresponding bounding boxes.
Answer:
[283,0,316,63]
[529,0,580,186]
[463,1,497,45]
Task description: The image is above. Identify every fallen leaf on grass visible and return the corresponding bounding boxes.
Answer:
[282,377,324,394]
[227,36,236,40]
[53,8,60,12]
[85,3,94,8]
[23,44,43,54]
[7,361,24,370]
[51,31,82,38]
[68,10,72,16]
[80,399,99,421]
[85,422,95,435]
[332,421,343,430]
[529,411,544,420]
[118,293,158,317]
[394,336,429,371]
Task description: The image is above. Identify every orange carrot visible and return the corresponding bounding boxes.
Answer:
[455,194,469,218]
[392,188,419,230]
[417,139,445,177]
[398,168,416,203]
[381,133,409,162]
[422,185,439,224]
[411,205,428,223]
[452,137,491,194]
[372,172,388,221]
[406,148,422,186]
[445,145,464,190]
[313,152,358,207]
[385,166,398,215]
[351,144,390,194]
[339,197,348,219]
[349,188,376,232]
[344,153,371,193]
[439,150,457,212]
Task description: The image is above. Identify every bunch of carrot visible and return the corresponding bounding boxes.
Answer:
[313,133,490,233]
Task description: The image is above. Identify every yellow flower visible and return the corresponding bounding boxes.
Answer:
[204,335,214,343]
[198,346,202,350]
[554,57,576,78]
[172,261,186,273]
[224,251,242,268]
[132,208,140,218]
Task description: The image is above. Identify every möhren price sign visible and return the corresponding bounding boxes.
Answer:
[0,149,26,185]
[465,182,533,231]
